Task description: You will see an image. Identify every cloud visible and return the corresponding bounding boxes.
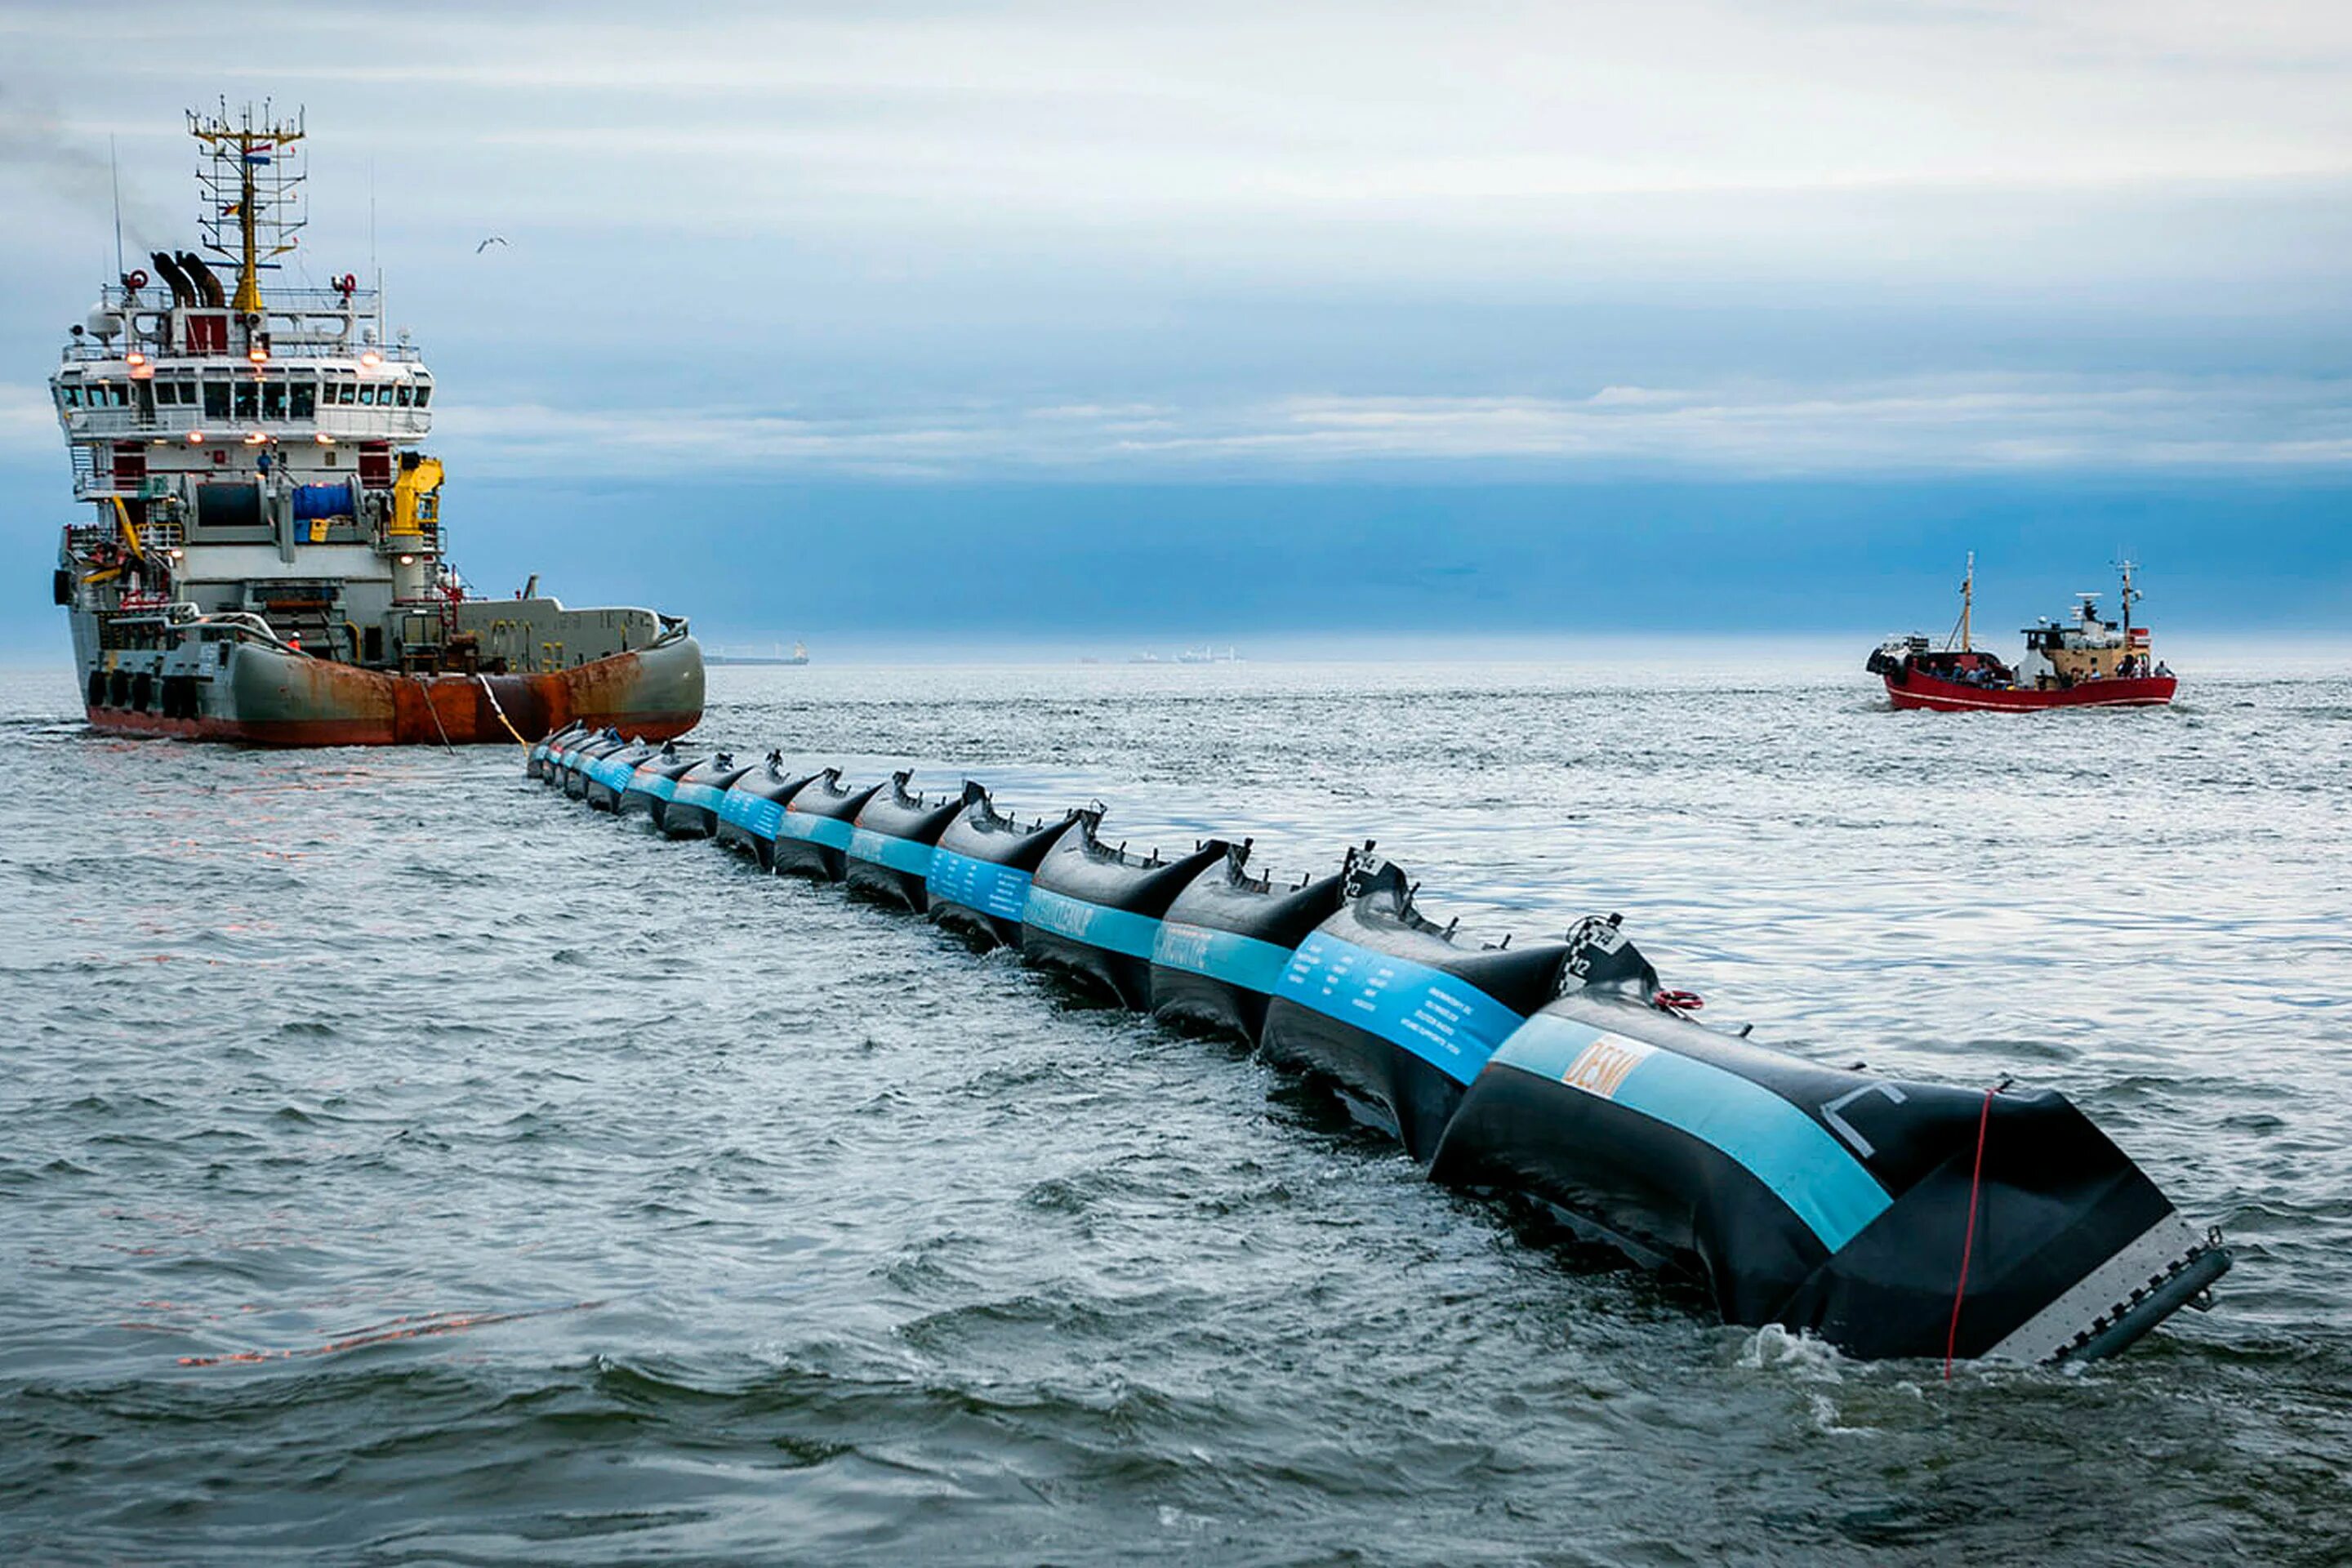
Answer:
[428,374,2352,481]
[0,382,61,461]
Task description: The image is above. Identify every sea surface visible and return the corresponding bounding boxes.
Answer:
[2,649,2347,1566]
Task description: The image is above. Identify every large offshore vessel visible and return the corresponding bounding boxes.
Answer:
[48,106,702,745]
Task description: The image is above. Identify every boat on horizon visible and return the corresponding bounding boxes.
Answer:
[1867,557,2176,712]
[47,105,702,745]
[707,640,810,666]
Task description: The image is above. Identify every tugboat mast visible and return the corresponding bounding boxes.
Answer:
[1944,552,1975,653]
[188,101,305,316]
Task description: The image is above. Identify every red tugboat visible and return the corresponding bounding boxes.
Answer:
[1867,557,2176,712]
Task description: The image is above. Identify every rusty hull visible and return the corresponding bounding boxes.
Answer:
[87,635,704,746]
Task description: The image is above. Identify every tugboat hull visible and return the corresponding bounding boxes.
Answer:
[79,633,704,746]
[1883,670,2176,712]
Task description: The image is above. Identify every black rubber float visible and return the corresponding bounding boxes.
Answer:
[844,773,978,915]
[660,751,755,840]
[1259,852,1577,1162]
[1020,808,1232,1009]
[1146,840,1350,1045]
[925,785,1080,950]
[581,737,657,812]
[1427,915,2232,1362]
[617,742,704,828]
[712,752,823,871]
[770,768,884,883]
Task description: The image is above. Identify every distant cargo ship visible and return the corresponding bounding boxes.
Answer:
[707,641,811,666]
[1867,558,2176,712]
[48,105,702,745]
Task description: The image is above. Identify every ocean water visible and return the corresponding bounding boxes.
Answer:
[2,649,2347,1566]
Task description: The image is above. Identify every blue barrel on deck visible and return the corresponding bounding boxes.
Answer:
[292,483,355,520]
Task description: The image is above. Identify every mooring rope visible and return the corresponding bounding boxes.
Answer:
[474,673,531,750]
[412,675,454,753]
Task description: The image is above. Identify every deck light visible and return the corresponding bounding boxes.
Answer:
[314,432,335,444]
[247,345,269,364]
[243,431,267,446]
[398,554,416,566]
[359,349,381,368]
[186,430,205,443]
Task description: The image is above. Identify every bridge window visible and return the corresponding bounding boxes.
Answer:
[412,385,431,408]
[394,384,412,408]
[290,377,315,418]
[203,379,231,419]
[261,379,287,419]
[234,381,257,419]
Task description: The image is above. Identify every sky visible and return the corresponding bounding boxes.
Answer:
[2,0,2348,653]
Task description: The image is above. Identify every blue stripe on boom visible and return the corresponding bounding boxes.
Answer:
[718,791,785,840]
[777,808,855,849]
[926,848,1035,922]
[671,781,727,811]
[626,768,679,801]
[1272,930,1527,1085]
[1022,887,1160,958]
[1490,1013,1892,1253]
[1152,920,1297,995]
[849,826,936,876]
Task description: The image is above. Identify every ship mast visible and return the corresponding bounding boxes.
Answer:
[2117,558,2140,639]
[1961,552,1973,653]
[1946,552,1974,653]
[188,102,306,315]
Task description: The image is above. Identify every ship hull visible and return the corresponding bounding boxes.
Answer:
[81,633,704,746]
[1884,670,2176,712]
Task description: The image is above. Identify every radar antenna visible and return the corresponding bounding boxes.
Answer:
[188,100,307,314]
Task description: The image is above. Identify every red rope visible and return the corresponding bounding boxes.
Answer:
[1944,1086,1998,1380]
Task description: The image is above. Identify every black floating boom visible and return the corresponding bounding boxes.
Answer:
[526,728,2231,1366]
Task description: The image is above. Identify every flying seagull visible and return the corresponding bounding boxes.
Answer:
[475,235,509,253]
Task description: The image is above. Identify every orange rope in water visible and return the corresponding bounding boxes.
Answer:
[1944,1085,1998,1381]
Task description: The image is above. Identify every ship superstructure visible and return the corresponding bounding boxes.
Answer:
[50,105,702,745]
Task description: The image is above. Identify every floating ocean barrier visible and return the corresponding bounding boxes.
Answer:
[844,774,978,914]
[547,727,595,790]
[771,768,884,883]
[1147,840,1348,1043]
[713,751,819,871]
[926,786,1079,950]
[661,751,752,840]
[1022,809,1232,1009]
[1426,915,2232,1362]
[561,731,629,800]
[583,737,658,813]
[619,742,703,827]
[527,720,585,781]
[1261,853,1577,1161]
[528,739,2231,1365]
